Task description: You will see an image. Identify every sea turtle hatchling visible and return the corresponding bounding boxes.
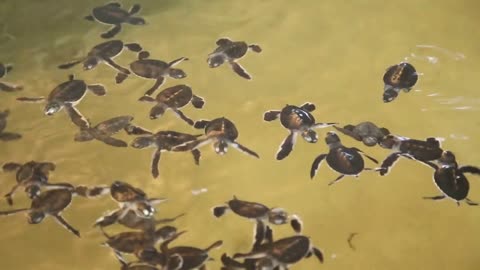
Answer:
[116,51,188,97]
[72,115,134,147]
[382,62,418,102]
[310,132,378,185]
[85,2,146,39]
[58,39,143,75]
[0,62,22,92]
[334,121,390,147]
[207,38,262,80]
[0,109,21,141]
[138,84,205,125]
[264,103,336,160]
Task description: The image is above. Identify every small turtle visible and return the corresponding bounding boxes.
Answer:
[382,62,418,102]
[0,187,81,237]
[175,117,259,158]
[58,39,143,75]
[0,62,22,92]
[264,103,336,160]
[0,109,21,141]
[333,121,390,147]
[207,38,262,80]
[85,2,146,39]
[129,127,203,178]
[16,74,106,127]
[377,135,443,176]
[138,84,205,125]
[420,151,480,206]
[310,132,378,185]
[116,51,188,97]
[71,115,133,147]
[213,196,303,248]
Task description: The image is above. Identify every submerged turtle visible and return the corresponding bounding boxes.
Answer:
[333,121,390,147]
[72,115,133,147]
[0,109,21,141]
[382,62,418,102]
[138,84,205,125]
[207,38,262,80]
[85,2,146,39]
[377,135,443,176]
[129,127,202,178]
[58,40,143,75]
[116,51,188,97]
[310,132,378,185]
[264,103,336,160]
[420,151,480,206]
[0,63,22,92]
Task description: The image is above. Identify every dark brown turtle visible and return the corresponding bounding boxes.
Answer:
[383,62,418,102]
[72,115,133,147]
[0,186,81,237]
[128,127,202,178]
[0,62,22,92]
[377,135,443,176]
[85,2,146,39]
[420,151,480,206]
[58,40,143,74]
[207,38,262,80]
[333,121,390,147]
[264,103,336,160]
[310,132,378,185]
[116,51,188,97]
[138,84,205,125]
[0,109,21,141]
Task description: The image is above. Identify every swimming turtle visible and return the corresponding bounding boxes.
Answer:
[85,2,146,39]
[377,135,443,176]
[420,151,480,206]
[383,62,418,102]
[129,127,203,178]
[0,63,22,92]
[138,84,205,125]
[207,38,262,80]
[333,121,390,147]
[58,40,143,75]
[72,115,133,147]
[310,131,378,185]
[16,74,106,127]
[116,51,188,97]
[264,103,336,160]
[0,109,21,141]
[175,117,259,158]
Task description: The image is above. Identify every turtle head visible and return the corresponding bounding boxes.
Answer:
[149,105,166,120]
[25,185,41,199]
[301,129,318,143]
[378,135,397,149]
[213,139,229,155]
[268,208,289,225]
[27,211,45,224]
[325,131,341,145]
[363,137,378,147]
[83,57,99,70]
[207,54,225,68]
[168,68,187,79]
[439,151,457,166]
[130,136,155,149]
[44,102,62,115]
[74,130,94,142]
[135,202,156,218]
[154,225,178,242]
[383,88,398,103]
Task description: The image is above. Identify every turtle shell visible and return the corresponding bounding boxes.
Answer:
[219,42,249,59]
[156,85,193,108]
[383,62,418,89]
[105,231,146,253]
[90,40,124,58]
[326,147,364,175]
[354,122,386,138]
[130,59,169,79]
[92,4,130,25]
[31,189,72,213]
[110,181,147,202]
[399,139,442,161]
[154,131,200,151]
[269,235,310,264]
[47,80,88,104]
[434,167,469,201]
[228,198,270,219]
[205,118,238,141]
[280,105,316,131]
[168,246,208,269]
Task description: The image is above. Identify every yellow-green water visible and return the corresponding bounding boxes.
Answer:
[1,0,480,269]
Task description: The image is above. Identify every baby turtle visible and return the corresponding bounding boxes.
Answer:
[0,62,22,92]
[310,132,378,185]
[264,103,336,160]
[0,109,21,141]
[420,151,480,206]
[129,127,202,178]
[138,84,205,125]
[175,117,259,158]
[334,121,390,147]
[383,62,418,102]
[17,74,106,127]
[116,51,188,97]
[213,196,302,248]
[378,135,443,176]
[85,2,146,39]
[0,187,80,237]
[72,115,133,147]
[58,40,143,75]
[207,38,262,80]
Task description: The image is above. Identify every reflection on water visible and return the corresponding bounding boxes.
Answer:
[1,0,480,269]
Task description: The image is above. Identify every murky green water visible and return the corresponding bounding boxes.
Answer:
[1,0,480,269]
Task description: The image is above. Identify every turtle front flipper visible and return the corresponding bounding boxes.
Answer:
[53,214,81,237]
[263,110,281,121]
[172,109,194,126]
[191,149,201,165]
[333,125,362,141]
[0,82,22,92]
[87,84,107,96]
[101,24,122,39]
[115,72,129,84]
[99,136,128,147]
[84,15,94,21]
[126,16,145,25]
[65,105,89,129]
[0,132,21,141]
[352,147,378,164]
[312,247,324,263]
[230,61,251,80]
[254,220,266,248]
[221,253,246,269]
[310,154,327,179]
[459,165,480,175]
[17,96,45,102]
[378,153,402,176]
[144,77,165,97]
[213,205,229,218]
[2,162,21,172]
[102,57,130,75]
[300,102,316,112]
[4,183,21,205]
[328,174,346,186]
[124,43,142,52]
[423,195,446,201]
[151,149,162,178]
[231,141,259,158]
[94,209,121,229]
[276,132,297,160]
[168,57,189,67]
[0,208,30,216]
[128,4,141,15]
[193,120,211,129]
[58,59,83,69]
[74,130,94,142]
[191,94,205,109]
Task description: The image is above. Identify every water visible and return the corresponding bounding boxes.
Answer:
[1,0,479,269]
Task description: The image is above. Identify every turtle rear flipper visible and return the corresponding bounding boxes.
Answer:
[216,38,232,47]
[115,72,129,84]
[84,15,95,21]
[191,149,201,165]
[0,132,21,141]
[101,24,122,39]
[17,96,45,102]
[124,43,142,52]
[263,110,281,121]
[191,95,205,109]
[248,44,262,53]
[58,59,83,69]
[213,206,229,217]
[300,102,316,112]
[0,82,22,92]
[230,62,251,80]
[87,84,107,96]
[99,136,128,147]
[168,57,189,67]
[193,120,210,129]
